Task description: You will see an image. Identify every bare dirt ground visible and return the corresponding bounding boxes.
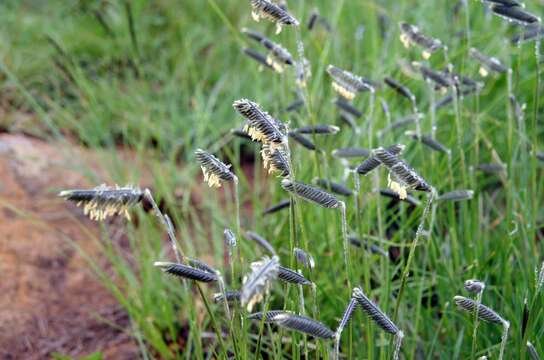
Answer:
[0,133,139,359]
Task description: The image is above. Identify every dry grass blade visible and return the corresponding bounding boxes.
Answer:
[453,296,506,324]
[332,147,370,159]
[233,99,286,144]
[261,143,291,177]
[294,125,340,135]
[437,190,475,202]
[250,0,299,34]
[241,256,279,311]
[327,65,374,100]
[59,184,144,221]
[352,287,400,335]
[245,231,277,255]
[313,178,353,196]
[399,22,443,59]
[154,261,218,283]
[356,144,405,176]
[469,48,508,76]
[281,179,342,208]
[263,199,291,215]
[195,149,236,188]
[278,265,312,285]
[272,313,336,339]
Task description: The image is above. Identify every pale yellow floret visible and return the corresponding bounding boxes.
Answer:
[202,166,222,188]
[400,33,411,49]
[244,124,269,143]
[275,23,282,35]
[479,66,489,77]
[388,175,408,200]
[251,11,260,22]
[332,82,356,100]
[266,55,285,73]
[422,50,432,60]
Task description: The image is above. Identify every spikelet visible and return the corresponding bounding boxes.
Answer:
[272,313,336,339]
[153,261,218,283]
[453,296,507,324]
[245,231,277,255]
[281,179,342,208]
[241,256,280,311]
[356,144,405,176]
[243,48,274,71]
[248,310,291,321]
[261,143,291,177]
[294,247,315,269]
[59,184,144,221]
[224,228,237,247]
[336,298,359,335]
[263,199,291,215]
[242,28,293,72]
[231,127,254,140]
[469,48,508,76]
[334,98,363,118]
[278,265,312,285]
[491,5,540,25]
[405,131,451,154]
[288,131,317,151]
[373,147,431,198]
[437,190,475,202]
[412,62,454,90]
[352,287,401,335]
[250,0,299,34]
[214,290,241,303]
[294,124,340,135]
[233,99,286,144]
[384,76,416,103]
[195,149,236,188]
[186,257,218,274]
[327,65,374,100]
[313,178,353,196]
[464,279,486,294]
[399,22,443,59]
[379,188,421,206]
[332,147,370,159]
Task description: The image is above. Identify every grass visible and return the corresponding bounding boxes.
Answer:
[1,0,543,358]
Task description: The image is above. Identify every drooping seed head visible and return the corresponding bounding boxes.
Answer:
[437,190,475,202]
[272,313,336,339]
[241,256,280,311]
[278,265,312,285]
[250,0,299,34]
[224,228,237,247]
[294,247,315,269]
[332,147,370,159]
[281,179,342,208]
[195,149,236,188]
[245,231,277,255]
[453,296,507,324]
[248,310,292,321]
[511,25,544,45]
[399,22,443,59]
[263,199,291,216]
[334,98,363,118]
[243,47,275,70]
[261,143,291,177]
[313,178,353,196]
[405,131,451,155]
[327,65,374,100]
[233,99,286,144]
[356,144,405,176]
[154,261,218,283]
[352,287,400,335]
[214,290,241,303]
[288,131,317,151]
[491,4,540,25]
[469,48,508,76]
[294,124,340,135]
[384,76,416,103]
[59,184,144,221]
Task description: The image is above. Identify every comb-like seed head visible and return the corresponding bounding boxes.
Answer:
[243,47,274,70]
[332,147,371,159]
[469,48,508,75]
[263,199,291,215]
[405,131,451,154]
[154,261,218,283]
[437,190,475,202]
[241,256,280,311]
[356,144,405,176]
[453,296,506,324]
[352,287,400,335]
[294,247,315,269]
[294,125,340,135]
[214,290,241,303]
[233,99,286,144]
[261,143,291,177]
[278,265,312,285]
[491,4,540,25]
[245,231,277,255]
[288,131,317,151]
[281,179,342,208]
[224,228,236,247]
[313,178,353,196]
[250,0,299,34]
[195,149,236,188]
[327,65,374,100]
[384,76,416,102]
[248,310,292,321]
[59,184,144,221]
[399,22,443,59]
[272,313,336,339]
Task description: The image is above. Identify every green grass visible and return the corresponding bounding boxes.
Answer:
[1,0,543,359]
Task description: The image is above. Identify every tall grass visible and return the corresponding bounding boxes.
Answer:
[1,0,543,358]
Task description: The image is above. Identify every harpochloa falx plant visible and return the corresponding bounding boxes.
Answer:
[58,1,543,358]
